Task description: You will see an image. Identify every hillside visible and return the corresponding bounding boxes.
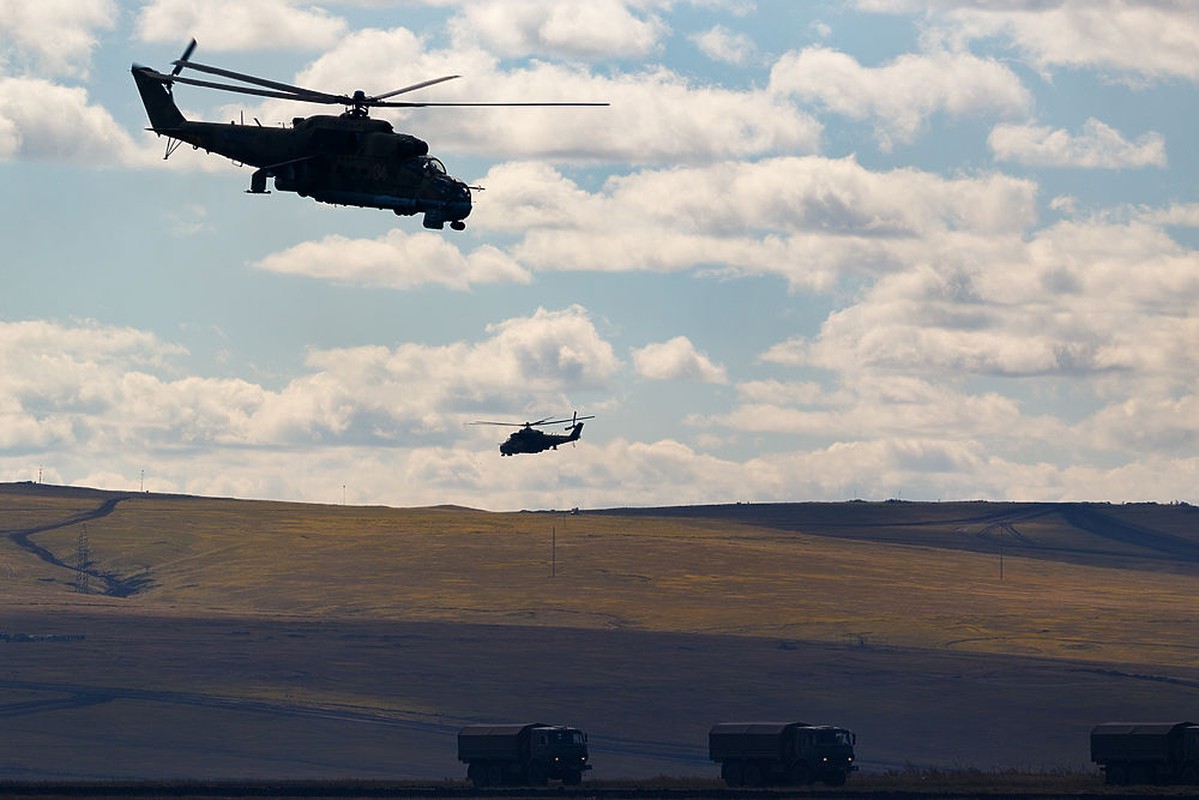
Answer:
[1,482,1198,781]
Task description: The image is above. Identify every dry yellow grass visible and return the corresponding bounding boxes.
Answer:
[5,488,1199,669]
[4,483,1199,780]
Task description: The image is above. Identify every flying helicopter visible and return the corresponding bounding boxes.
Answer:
[471,413,596,456]
[130,41,607,230]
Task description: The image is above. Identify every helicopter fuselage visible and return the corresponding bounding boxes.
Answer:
[132,65,472,230]
[500,423,585,456]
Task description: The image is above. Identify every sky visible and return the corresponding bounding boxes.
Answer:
[1,0,1197,511]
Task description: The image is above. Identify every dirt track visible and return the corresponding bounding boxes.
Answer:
[2,493,149,596]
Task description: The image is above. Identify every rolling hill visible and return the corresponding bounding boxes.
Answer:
[1,481,1198,781]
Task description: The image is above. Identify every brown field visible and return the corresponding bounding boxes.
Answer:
[1,482,1198,784]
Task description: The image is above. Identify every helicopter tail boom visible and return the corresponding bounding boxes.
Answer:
[131,65,187,131]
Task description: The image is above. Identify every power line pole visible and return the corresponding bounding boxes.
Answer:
[74,524,90,594]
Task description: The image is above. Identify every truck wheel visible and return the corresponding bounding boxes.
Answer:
[1106,764,1128,786]
[1182,763,1199,785]
[721,761,744,787]
[790,763,811,786]
[467,762,486,788]
[743,762,764,788]
[527,763,547,786]
[486,763,505,787]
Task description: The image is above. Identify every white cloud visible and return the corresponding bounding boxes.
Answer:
[898,0,1199,84]
[135,0,348,52]
[770,46,1030,149]
[0,0,114,78]
[1138,203,1199,228]
[0,77,157,165]
[448,0,668,60]
[0,310,620,456]
[764,218,1199,382]
[247,28,821,163]
[469,157,1037,290]
[632,336,728,383]
[989,118,1166,168]
[691,25,756,66]
[253,230,531,290]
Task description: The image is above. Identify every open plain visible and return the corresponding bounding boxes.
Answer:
[2,482,1199,786]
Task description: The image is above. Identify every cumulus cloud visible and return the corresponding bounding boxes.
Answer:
[989,118,1166,168]
[769,47,1030,149]
[253,230,530,290]
[1138,203,1199,228]
[469,157,1037,290]
[0,77,156,165]
[632,336,728,383]
[135,0,347,51]
[0,0,114,78]
[245,27,820,163]
[892,0,1199,84]
[447,0,668,60]
[764,218,1199,381]
[0,309,620,456]
[691,25,756,66]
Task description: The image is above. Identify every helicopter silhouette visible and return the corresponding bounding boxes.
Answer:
[471,413,596,456]
[130,41,606,230]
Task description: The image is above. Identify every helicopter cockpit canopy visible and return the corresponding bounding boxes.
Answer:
[422,157,448,175]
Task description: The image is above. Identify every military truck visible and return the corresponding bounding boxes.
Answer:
[457,722,590,787]
[1091,721,1199,785]
[709,721,857,787]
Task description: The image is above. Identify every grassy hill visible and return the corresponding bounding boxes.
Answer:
[1,482,1198,781]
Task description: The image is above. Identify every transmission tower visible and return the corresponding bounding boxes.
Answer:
[74,524,90,594]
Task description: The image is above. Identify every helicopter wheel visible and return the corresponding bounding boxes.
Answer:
[450,220,466,231]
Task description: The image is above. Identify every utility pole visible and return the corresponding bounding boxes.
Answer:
[74,524,90,594]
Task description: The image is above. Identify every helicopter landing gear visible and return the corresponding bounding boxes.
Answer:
[450,220,466,231]
[246,169,270,194]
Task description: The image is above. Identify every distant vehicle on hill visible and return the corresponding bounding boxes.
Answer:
[1091,721,1199,785]
[457,722,590,787]
[709,721,857,787]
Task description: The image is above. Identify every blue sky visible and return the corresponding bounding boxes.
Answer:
[1,0,1196,510]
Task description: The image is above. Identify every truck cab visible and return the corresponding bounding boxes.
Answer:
[530,725,589,782]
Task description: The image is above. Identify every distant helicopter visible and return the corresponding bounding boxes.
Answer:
[471,413,596,456]
[130,41,606,230]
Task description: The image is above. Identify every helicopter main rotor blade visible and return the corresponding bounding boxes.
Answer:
[536,416,596,427]
[469,421,529,427]
[171,39,197,77]
[151,70,343,103]
[372,100,610,108]
[173,58,345,104]
[371,75,462,101]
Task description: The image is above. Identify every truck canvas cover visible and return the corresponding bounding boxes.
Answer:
[1091,722,1198,762]
[709,722,812,760]
[458,723,547,761]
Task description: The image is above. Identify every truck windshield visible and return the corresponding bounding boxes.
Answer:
[816,730,852,746]
[549,731,585,745]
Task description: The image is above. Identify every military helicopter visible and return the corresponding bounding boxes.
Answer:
[471,413,595,456]
[131,41,606,230]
